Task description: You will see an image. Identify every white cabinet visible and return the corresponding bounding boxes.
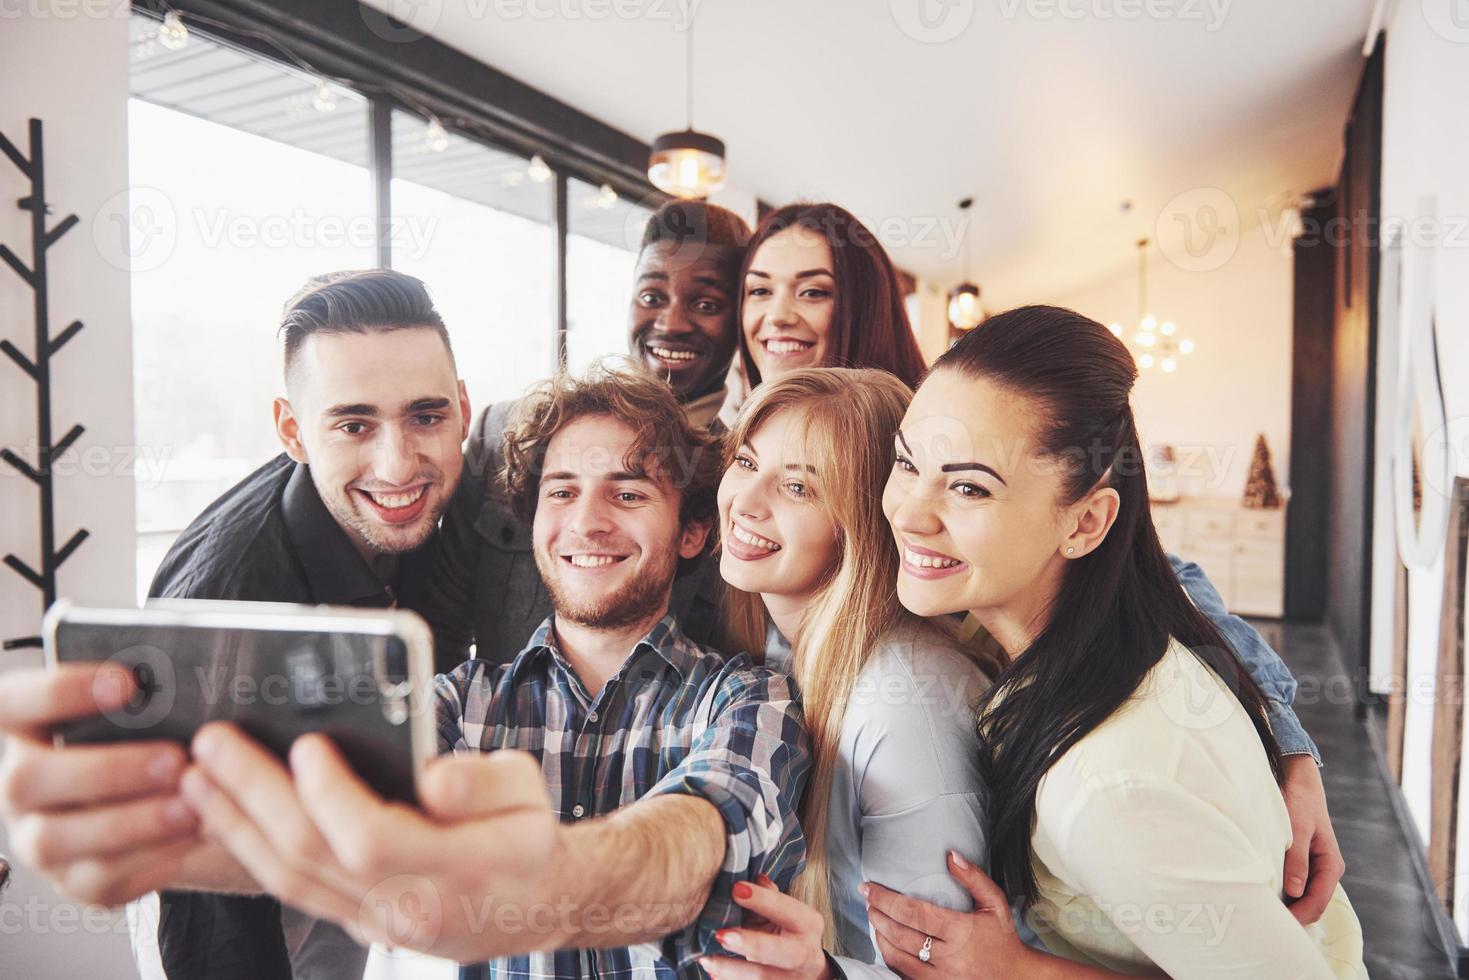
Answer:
[1152,499,1286,618]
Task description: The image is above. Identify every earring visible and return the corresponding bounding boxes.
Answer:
[1066,547,1076,556]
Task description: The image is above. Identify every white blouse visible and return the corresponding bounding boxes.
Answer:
[1025,640,1366,978]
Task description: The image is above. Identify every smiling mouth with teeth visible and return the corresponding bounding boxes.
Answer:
[731,523,781,551]
[762,338,815,355]
[904,547,963,569]
[648,345,701,363]
[364,487,427,509]
[563,554,629,568]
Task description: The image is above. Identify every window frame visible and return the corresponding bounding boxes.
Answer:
[133,0,670,370]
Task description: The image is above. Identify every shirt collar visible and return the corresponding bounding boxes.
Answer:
[281,461,395,606]
[681,383,729,431]
[956,613,1010,674]
[505,611,704,686]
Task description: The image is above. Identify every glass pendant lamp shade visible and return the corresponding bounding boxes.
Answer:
[648,130,727,200]
[948,282,983,330]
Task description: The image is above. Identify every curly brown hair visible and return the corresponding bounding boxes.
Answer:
[500,360,723,541]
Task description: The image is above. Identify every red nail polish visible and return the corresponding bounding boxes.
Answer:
[733,881,754,900]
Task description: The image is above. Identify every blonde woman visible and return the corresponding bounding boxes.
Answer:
[697,368,996,980]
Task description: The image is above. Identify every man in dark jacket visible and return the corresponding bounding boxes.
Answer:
[144,268,470,979]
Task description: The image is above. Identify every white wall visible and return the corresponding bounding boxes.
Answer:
[0,4,138,977]
[1049,224,1295,500]
[1371,0,1469,937]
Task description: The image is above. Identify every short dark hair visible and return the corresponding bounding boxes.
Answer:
[279,270,452,384]
[501,360,722,540]
[640,201,752,253]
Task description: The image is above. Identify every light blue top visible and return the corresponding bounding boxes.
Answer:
[765,617,993,979]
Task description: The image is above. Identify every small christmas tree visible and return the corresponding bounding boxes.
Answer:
[1243,434,1281,509]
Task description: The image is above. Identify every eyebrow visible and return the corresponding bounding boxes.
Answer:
[783,463,818,474]
[896,430,1007,486]
[540,470,657,484]
[324,396,452,419]
[744,268,835,280]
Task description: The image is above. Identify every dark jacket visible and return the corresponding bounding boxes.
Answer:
[149,454,430,980]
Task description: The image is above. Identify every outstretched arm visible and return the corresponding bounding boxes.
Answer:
[1169,555,1344,924]
[184,667,808,963]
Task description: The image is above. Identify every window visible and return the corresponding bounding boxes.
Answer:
[129,16,374,595]
[127,10,669,599]
[389,111,556,411]
[565,178,653,374]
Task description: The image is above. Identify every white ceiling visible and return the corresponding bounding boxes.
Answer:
[362,0,1375,308]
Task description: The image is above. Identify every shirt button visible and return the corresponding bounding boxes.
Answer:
[571,805,585,818]
[587,711,599,723]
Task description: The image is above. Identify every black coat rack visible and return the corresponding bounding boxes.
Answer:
[2,118,88,651]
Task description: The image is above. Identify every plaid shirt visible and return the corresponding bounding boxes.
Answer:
[434,614,811,979]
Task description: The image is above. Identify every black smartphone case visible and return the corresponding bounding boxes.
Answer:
[46,603,432,804]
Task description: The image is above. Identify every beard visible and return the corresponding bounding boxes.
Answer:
[322,485,448,556]
[536,543,678,631]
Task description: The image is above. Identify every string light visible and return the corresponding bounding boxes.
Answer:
[596,184,618,209]
[425,116,449,153]
[159,10,189,49]
[528,155,552,183]
[312,83,338,113]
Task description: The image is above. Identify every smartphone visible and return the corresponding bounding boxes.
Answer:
[42,599,438,804]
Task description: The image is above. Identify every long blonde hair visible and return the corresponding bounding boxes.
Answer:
[722,367,920,953]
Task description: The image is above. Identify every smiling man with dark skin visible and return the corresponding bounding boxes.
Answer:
[417,200,751,668]
[627,203,746,422]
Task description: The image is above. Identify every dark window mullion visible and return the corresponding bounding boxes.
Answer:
[554,169,569,371]
[370,99,393,269]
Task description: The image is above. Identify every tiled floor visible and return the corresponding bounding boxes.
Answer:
[1256,620,1459,979]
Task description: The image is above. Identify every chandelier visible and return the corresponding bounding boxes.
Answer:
[1109,237,1195,372]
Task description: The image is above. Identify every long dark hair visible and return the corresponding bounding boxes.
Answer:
[739,203,927,389]
[933,305,1283,906]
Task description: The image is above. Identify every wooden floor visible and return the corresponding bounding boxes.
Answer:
[1254,619,1459,979]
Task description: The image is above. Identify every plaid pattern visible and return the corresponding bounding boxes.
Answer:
[435,614,811,979]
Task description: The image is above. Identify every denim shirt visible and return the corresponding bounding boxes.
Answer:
[1168,554,1319,762]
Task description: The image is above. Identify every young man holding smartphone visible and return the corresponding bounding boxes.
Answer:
[0,363,811,980]
[0,269,473,980]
